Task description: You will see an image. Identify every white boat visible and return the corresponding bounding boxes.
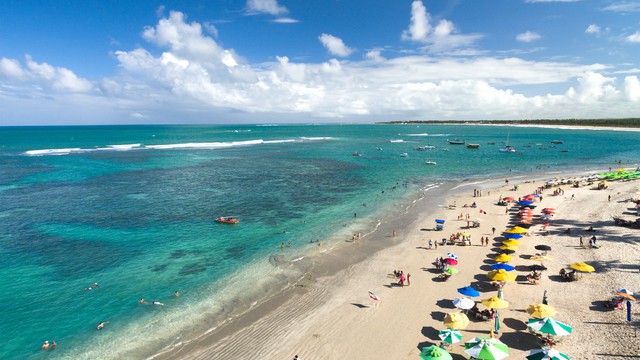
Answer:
[551,140,563,144]
[352,152,362,157]
[425,160,437,165]
[447,139,465,145]
[415,145,436,150]
[400,153,409,157]
[499,132,517,153]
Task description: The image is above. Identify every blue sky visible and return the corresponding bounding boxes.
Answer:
[0,0,639,125]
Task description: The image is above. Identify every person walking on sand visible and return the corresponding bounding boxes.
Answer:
[492,227,496,235]
[608,195,611,202]
[428,239,433,249]
[407,273,411,286]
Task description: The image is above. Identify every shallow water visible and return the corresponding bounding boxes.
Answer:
[0,124,637,359]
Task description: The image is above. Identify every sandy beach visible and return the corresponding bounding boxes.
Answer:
[157,171,640,360]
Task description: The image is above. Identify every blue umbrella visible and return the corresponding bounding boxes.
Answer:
[491,263,515,271]
[504,233,523,239]
[457,286,480,297]
[519,200,534,206]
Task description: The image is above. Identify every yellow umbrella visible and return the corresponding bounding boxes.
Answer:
[505,226,528,234]
[443,312,470,329]
[494,254,513,263]
[527,304,557,318]
[499,244,518,251]
[488,269,517,282]
[460,232,471,237]
[570,262,595,272]
[531,255,552,262]
[502,239,521,246]
[481,296,510,309]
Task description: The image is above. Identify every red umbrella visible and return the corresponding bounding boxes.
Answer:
[503,197,514,201]
[444,258,459,265]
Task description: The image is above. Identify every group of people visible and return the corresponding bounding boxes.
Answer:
[479,237,491,246]
[527,270,543,284]
[559,268,577,281]
[41,340,57,351]
[392,270,410,287]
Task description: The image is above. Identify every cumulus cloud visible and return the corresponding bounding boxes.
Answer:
[1,9,639,124]
[401,0,482,52]
[273,17,298,24]
[318,34,354,57]
[585,24,600,35]
[627,31,640,43]
[246,0,288,16]
[517,31,541,42]
[0,55,92,92]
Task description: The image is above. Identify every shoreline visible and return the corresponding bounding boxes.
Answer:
[151,167,639,359]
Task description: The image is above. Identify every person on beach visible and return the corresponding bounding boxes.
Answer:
[492,227,496,235]
[407,273,411,286]
[608,195,611,202]
[579,236,584,247]
[428,239,433,249]
[399,272,406,287]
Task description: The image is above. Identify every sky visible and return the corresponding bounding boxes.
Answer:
[0,0,639,125]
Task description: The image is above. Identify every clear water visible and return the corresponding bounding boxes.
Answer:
[0,124,637,359]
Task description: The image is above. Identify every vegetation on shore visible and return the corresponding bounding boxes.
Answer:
[380,118,640,128]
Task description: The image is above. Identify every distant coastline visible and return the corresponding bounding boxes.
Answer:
[380,118,640,130]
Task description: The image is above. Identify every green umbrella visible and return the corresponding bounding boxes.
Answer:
[438,328,463,344]
[527,317,573,336]
[445,267,459,275]
[527,348,570,360]
[419,345,453,360]
[464,337,509,360]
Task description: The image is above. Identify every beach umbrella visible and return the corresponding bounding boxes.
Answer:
[464,337,509,360]
[529,264,548,271]
[499,249,516,255]
[503,196,514,201]
[502,239,520,246]
[570,262,595,272]
[445,267,459,275]
[446,252,458,260]
[617,288,635,296]
[419,344,453,360]
[531,255,552,262]
[494,254,513,263]
[443,312,470,329]
[527,348,570,360]
[519,200,534,206]
[527,317,573,336]
[535,245,552,251]
[438,328,464,345]
[457,286,480,298]
[460,232,471,237]
[527,304,557,318]
[499,244,518,251]
[503,233,523,239]
[453,297,475,310]
[616,292,636,301]
[443,258,458,265]
[488,269,517,282]
[506,226,528,234]
[481,297,510,309]
[490,263,515,271]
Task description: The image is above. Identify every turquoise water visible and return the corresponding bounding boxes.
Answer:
[0,124,638,359]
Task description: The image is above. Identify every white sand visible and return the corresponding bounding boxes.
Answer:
[159,175,640,360]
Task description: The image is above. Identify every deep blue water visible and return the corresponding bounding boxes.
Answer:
[0,124,637,359]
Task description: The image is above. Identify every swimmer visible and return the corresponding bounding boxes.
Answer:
[97,321,108,330]
[42,341,50,350]
[152,301,164,306]
[174,291,180,297]
[139,298,147,304]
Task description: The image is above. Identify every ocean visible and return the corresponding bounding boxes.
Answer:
[0,124,638,359]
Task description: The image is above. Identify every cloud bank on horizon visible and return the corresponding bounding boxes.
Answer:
[0,0,639,125]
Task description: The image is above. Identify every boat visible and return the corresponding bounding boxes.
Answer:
[447,139,465,145]
[415,145,436,150]
[499,132,517,153]
[425,160,437,165]
[400,153,409,157]
[466,143,480,149]
[551,140,564,144]
[216,216,239,224]
[352,152,362,156]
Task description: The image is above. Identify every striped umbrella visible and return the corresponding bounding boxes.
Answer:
[527,348,571,360]
[527,317,573,336]
[446,252,458,260]
[464,337,509,360]
[438,328,463,344]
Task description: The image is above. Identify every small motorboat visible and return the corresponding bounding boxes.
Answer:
[352,152,362,157]
[415,145,436,150]
[400,153,409,157]
[425,160,437,165]
[466,143,480,149]
[216,216,239,224]
[447,139,465,145]
[551,140,564,144]
[500,145,517,153]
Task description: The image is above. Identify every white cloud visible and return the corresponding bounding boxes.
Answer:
[273,17,299,24]
[246,0,288,16]
[603,2,640,12]
[627,31,640,43]
[585,24,600,35]
[1,9,638,124]
[318,34,354,57]
[0,55,92,92]
[516,31,541,42]
[401,0,482,52]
